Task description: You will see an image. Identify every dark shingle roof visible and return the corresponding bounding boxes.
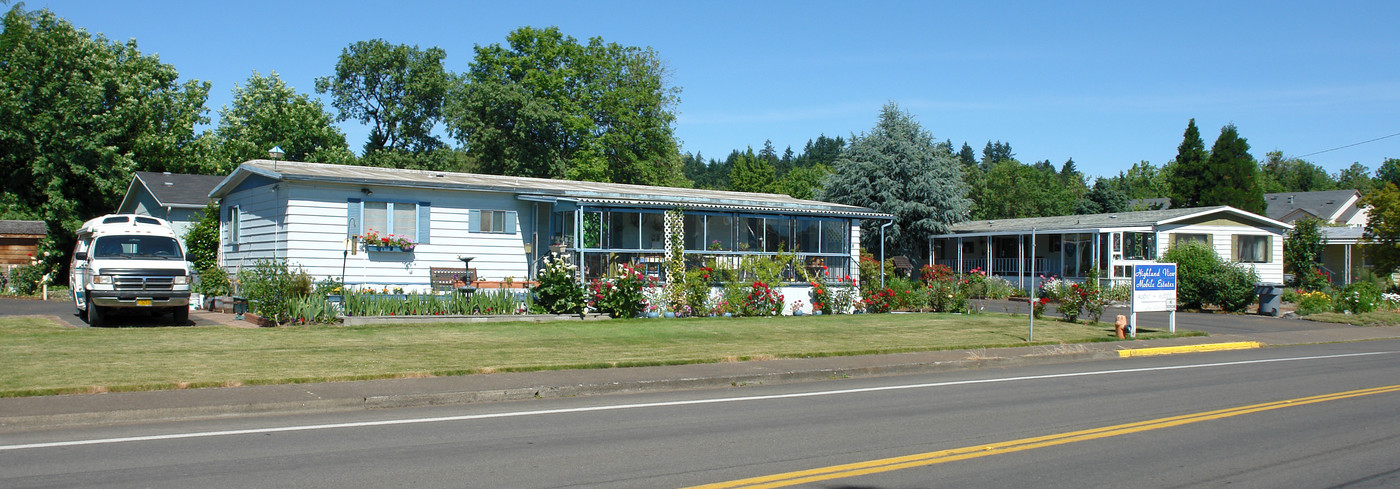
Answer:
[0,220,47,236]
[135,172,225,208]
[1264,190,1360,223]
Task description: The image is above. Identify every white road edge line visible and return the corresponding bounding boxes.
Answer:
[2,350,1392,452]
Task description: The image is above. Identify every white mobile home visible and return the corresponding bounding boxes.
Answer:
[209,160,888,302]
[929,206,1291,289]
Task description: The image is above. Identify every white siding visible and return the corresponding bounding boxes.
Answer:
[1156,221,1286,285]
[227,182,534,292]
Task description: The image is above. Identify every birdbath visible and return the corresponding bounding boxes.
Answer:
[456,256,478,297]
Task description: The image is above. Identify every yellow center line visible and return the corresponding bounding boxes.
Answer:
[681,384,1400,489]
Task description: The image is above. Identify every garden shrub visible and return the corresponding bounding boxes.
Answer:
[587,262,656,318]
[827,275,859,314]
[741,280,784,316]
[1215,264,1260,313]
[1056,282,1089,322]
[236,260,314,325]
[1295,291,1332,316]
[1337,281,1383,314]
[862,287,896,313]
[532,253,586,314]
[7,263,47,295]
[682,266,716,316]
[195,266,231,297]
[1161,241,1258,311]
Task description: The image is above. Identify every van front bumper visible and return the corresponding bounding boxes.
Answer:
[89,291,190,308]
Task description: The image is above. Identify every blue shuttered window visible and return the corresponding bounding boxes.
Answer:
[469,209,518,234]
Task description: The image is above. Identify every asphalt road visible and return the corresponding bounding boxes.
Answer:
[3,340,1398,488]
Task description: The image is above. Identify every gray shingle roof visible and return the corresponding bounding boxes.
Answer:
[0,220,47,236]
[212,160,890,218]
[1264,190,1360,223]
[942,206,1288,235]
[135,172,226,208]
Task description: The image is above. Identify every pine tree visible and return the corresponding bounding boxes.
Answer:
[1168,119,1207,207]
[1200,124,1265,214]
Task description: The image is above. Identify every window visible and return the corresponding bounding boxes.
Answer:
[1235,235,1270,263]
[820,219,849,254]
[1173,233,1211,247]
[764,217,790,252]
[473,209,517,235]
[705,214,734,251]
[683,213,705,250]
[228,206,240,245]
[349,199,430,245]
[794,218,819,253]
[640,213,666,250]
[364,201,418,241]
[1123,232,1156,260]
[738,217,764,252]
[608,211,640,249]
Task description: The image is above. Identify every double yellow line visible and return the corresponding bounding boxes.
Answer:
[684,383,1400,489]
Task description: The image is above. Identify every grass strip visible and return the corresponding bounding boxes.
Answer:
[1,313,1188,397]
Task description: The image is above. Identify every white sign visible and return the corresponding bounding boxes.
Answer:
[1131,264,1177,312]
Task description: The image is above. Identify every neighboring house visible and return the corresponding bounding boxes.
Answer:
[929,206,1291,291]
[209,160,889,311]
[117,171,226,246]
[1264,190,1369,284]
[0,220,47,273]
[1264,190,1367,227]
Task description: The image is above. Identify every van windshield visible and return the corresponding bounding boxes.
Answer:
[91,236,184,259]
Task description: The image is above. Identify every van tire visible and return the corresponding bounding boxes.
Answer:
[87,304,105,327]
[171,306,189,325]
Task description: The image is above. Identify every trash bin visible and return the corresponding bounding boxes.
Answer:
[1256,284,1283,316]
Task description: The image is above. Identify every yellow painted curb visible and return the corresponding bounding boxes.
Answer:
[1118,341,1263,358]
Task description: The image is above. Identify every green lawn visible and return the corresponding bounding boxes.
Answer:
[0,313,1190,397]
[1300,310,1400,326]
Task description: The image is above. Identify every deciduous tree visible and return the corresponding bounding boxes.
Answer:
[1363,182,1400,275]
[447,26,684,186]
[0,6,210,278]
[316,39,449,154]
[217,71,352,172]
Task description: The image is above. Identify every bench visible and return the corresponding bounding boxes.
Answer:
[429,267,477,292]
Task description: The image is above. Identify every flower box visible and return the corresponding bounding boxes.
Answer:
[365,245,414,252]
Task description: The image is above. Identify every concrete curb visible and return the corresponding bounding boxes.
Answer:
[1117,341,1263,358]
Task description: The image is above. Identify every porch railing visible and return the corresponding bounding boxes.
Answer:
[935,258,1063,277]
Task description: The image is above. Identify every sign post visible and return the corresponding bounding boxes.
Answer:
[1130,264,1177,338]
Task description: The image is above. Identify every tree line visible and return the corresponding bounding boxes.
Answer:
[1,6,684,263]
[6,5,1400,275]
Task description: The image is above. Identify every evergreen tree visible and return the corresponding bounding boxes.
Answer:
[1168,119,1208,208]
[980,140,1014,171]
[728,148,778,194]
[1200,124,1265,214]
[957,142,978,169]
[823,103,970,256]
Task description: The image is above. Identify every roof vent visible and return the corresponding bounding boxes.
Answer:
[1288,196,1294,204]
[1109,215,1117,218]
[163,182,174,186]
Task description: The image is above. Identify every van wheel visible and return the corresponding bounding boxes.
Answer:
[87,304,105,327]
[172,306,189,325]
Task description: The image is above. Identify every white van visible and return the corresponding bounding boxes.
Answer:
[69,214,193,326]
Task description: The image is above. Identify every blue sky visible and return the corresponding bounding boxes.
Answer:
[35,1,1400,179]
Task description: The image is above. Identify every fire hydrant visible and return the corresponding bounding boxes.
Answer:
[1114,315,1128,339]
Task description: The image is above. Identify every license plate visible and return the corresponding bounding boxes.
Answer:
[137,299,152,307]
